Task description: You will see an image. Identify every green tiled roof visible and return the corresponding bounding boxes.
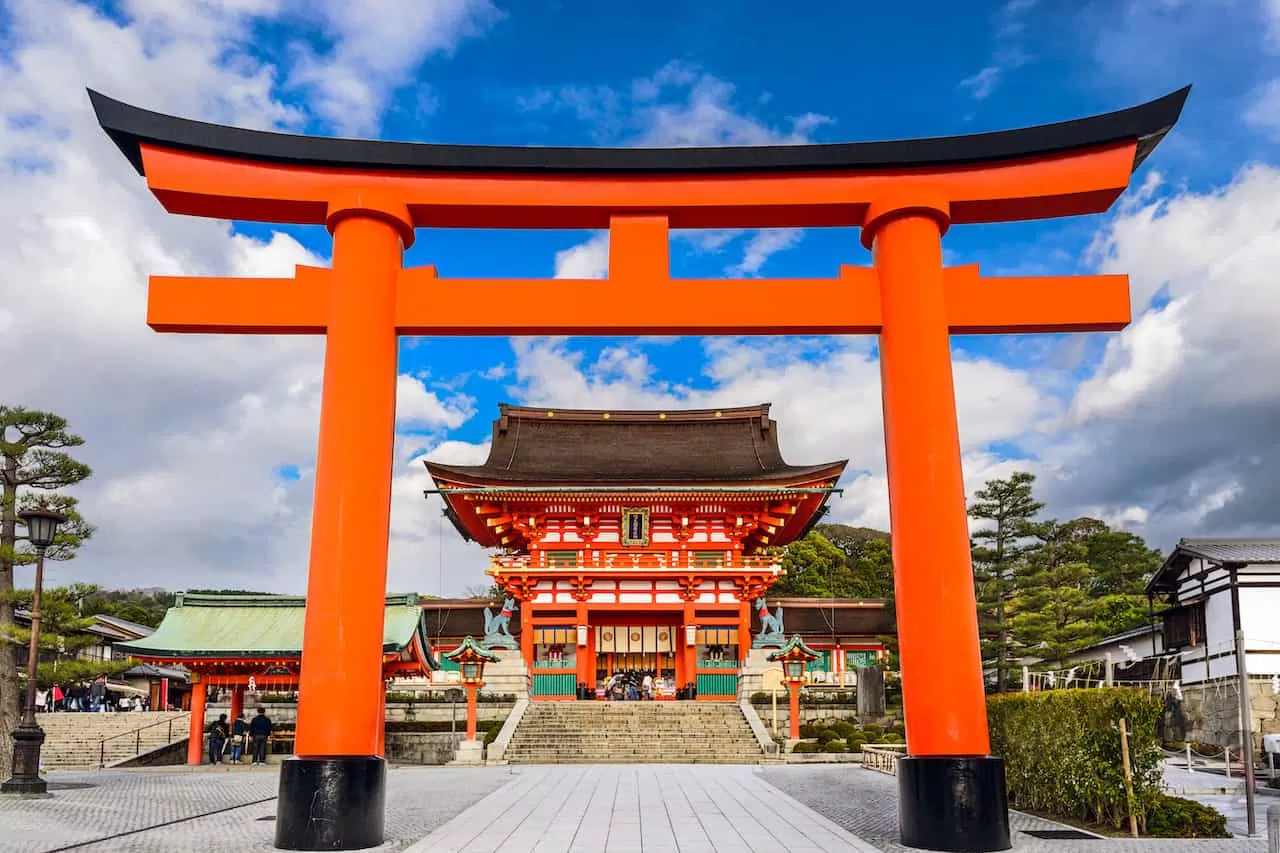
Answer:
[118,592,436,668]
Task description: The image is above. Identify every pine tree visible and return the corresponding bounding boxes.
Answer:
[0,407,94,778]
[1010,520,1104,667]
[1075,519,1163,638]
[968,471,1043,692]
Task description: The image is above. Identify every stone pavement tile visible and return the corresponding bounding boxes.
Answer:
[0,767,278,853]
[411,765,885,853]
[3,765,511,853]
[759,764,1272,853]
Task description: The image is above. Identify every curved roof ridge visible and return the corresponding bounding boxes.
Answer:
[497,402,772,422]
[89,87,1189,177]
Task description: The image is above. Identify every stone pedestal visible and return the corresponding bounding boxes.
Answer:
[449,739,484,766]
[479,650,530,700]
[737,648,782,698]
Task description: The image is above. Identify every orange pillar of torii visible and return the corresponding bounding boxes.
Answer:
[91,86,1188,853]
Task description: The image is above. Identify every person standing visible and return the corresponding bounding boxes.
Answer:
[230,713,248,764]
[88,675,107,712]
[208,714,230,765]
[248,706,273,766]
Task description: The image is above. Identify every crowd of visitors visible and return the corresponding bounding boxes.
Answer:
[603,670,666,700]
[33,674,153,712]
[208,706,274,765]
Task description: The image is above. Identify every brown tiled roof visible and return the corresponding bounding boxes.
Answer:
[426,403,847,485]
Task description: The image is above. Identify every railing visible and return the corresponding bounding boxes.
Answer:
[99,713,191,768]
[491,552,781,572]
[861,743,907,775]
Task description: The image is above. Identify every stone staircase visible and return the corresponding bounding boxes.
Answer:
[35,711,190,770]
[504,701,764,765]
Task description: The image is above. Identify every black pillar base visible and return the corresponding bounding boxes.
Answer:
[2,722,47,796]
[275,756,386,851]
[899,755,1011,852]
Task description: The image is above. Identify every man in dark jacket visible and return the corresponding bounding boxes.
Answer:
[209,714,230,764]
[248,706,273,765]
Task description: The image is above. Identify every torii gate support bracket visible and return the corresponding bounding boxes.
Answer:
[91,86,1188,853]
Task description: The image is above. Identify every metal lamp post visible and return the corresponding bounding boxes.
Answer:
[444,637,500,743]
[767,635,819,742]
[3,507,67,795]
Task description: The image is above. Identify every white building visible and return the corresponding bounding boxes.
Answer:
[1062,623,1164,669]
[1146,538,1280,749]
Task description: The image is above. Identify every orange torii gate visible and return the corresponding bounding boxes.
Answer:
[92,86,1188,853]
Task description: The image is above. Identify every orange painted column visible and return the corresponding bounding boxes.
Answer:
[293,200,410,758]
[684,602,698,693]
[375,681,386,756]
[737,599,751,665]
[868,199,990,758]
[465,684,478,741]
[788,683,801,740]
[575,603,590,695]
[186,679,207,765]
[520,600,534,670]
[229,685,243,724]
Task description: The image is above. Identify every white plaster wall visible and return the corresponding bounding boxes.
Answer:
[1205,589,1234,650]
[1239,584,1280,649]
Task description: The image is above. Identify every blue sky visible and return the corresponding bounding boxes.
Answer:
[228,0,1220,451]
[5,0,1280,594]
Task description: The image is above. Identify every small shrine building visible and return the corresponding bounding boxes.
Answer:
[118,593,436,763]
[426,403,892,699]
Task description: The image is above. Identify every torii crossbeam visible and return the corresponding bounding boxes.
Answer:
[92,85,1188,853]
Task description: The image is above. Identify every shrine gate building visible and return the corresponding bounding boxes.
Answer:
[426,403,889,698]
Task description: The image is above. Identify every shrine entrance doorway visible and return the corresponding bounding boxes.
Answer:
[595,621,678,699]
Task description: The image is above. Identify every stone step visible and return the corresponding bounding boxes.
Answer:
[506,758,762,765]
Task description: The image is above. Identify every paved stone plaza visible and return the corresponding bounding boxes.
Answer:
[2,763,1273,852]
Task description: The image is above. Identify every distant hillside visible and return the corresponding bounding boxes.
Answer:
[815,523,891,543]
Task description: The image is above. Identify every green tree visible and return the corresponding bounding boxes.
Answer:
[772,532,848,597]
[1071,519,1162,638]
[76,585,177,629]
[815,524,894,599]
[1010,520,1105,667]
[0,407,94,777]
[968,471,1043,693]
[9,585,131,688]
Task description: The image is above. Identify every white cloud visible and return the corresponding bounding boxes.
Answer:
[961,67,1001,101]
[502,160,1280,554]
[0,0,492,598]
[500,335,1047,534]
[526,61,833,277]
[1045,163,1280,543]
[960,0,1038,101]
[283,0,504,135]
[1244,77,1280,138]
[396,375,475,429]
[553,233,610,279]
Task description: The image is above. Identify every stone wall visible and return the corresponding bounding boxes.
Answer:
[385,732,462,765]
[747,703,895,734]
[1178,677,1280,751]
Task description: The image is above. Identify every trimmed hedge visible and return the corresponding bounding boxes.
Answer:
[1145,795,1229,838]
[988,689,1165,832]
